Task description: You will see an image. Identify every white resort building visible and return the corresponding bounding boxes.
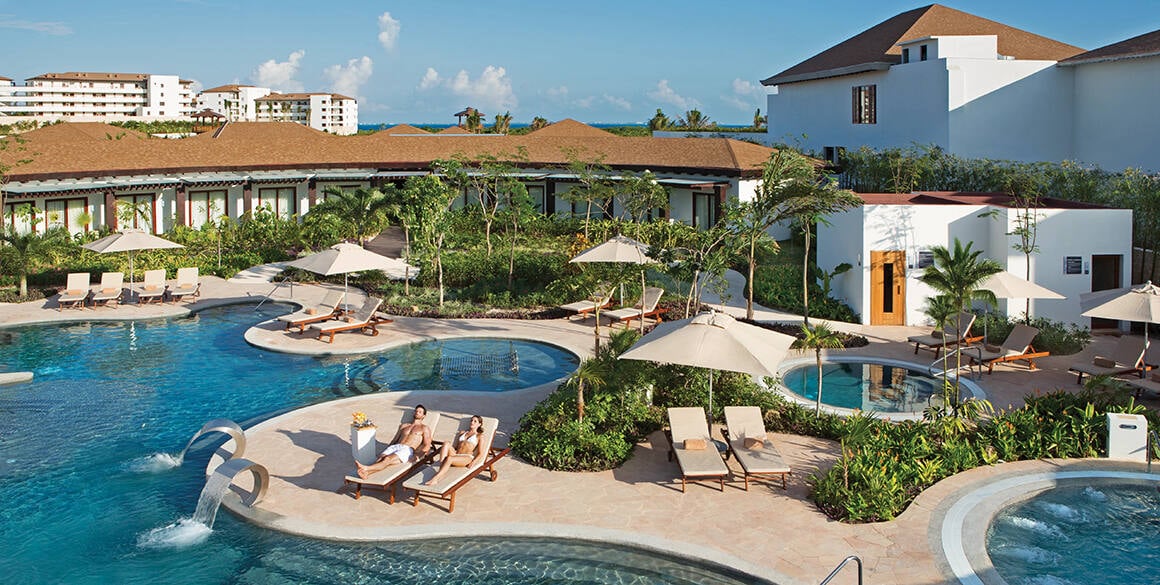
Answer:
[762,4,1160,172]
[0,72,195,123]
[253,93,358,135]
[194,84,273,123]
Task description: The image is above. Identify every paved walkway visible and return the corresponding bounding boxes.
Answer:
[3,272,1158,584]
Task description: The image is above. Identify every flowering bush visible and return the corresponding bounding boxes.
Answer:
[351,412,374,429]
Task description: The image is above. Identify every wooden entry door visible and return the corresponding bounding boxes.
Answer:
[870,251,906,325]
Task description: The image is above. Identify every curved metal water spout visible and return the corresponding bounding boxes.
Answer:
[181,418,247,461]
[209,458,269,507]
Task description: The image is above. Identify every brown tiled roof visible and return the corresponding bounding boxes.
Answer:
[27,72,149,83]
[330,94,356,101]
[200,84,257,94]
[859,191,1108,209]
[256,92,352,101]
[0,75,12,82]
[1058,28,1160,65]
[192,109,227,119]
[2,122,776,181]
[16,122,148,142]
[378,124,431,135]
[437,125,474,135]
[526,119,614,138]
[762,4,1084,86]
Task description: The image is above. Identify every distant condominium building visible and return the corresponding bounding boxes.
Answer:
[0,72,194,122]
[194,84,272,122]
[253,92,358,135]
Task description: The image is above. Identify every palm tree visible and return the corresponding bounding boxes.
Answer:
[799,323,844,417]
[752,108,767,130]
[306,187,391,247]
[647,108,672,131]
[491,111,512,134]
[572,358,609,421]
[677,109,714,130]
[465,109,484,133]
[923,294,959,407]
[920,238,1001,401]
[530,116,549,131]
[0,227,74,297]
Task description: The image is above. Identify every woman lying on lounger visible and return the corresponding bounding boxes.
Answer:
[423,415,484,486]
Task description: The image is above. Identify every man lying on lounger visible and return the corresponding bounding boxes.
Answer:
[355,405,433,479]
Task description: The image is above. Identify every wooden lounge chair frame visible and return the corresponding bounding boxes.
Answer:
[343,412,443,503]
[666,407,729,492]
[279,290,347,332]
[89,272,124,308]
[968,324,1050,374]
[606,286,667,329]
[57,273,91,311]
[310,298,390,343]
[136,269,168,304]
[907,312,980,356]
[402,416,510,513]
[558,286,614,321]
[1068,336,1148,383]
[167,267,201,303]
[722,406,791,491]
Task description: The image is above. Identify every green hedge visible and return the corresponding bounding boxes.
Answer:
[752,264,858,322]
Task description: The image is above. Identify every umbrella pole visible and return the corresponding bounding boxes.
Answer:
[708,370,714,423]
[344,273,350,313]
[639,269,646,334]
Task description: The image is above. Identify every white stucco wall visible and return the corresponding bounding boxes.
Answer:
[1071,58,1160,173]
[816,207,865,319]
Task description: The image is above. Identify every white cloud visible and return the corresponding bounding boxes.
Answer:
[648,79,699,110]
[324,56,373,98]
[0,16,71,35]
[574,96,595,109]
[546,85,568,97]
[252,50,305,92]
[418,67,441,90]
[603,94,632,110]
[723,77,764,110]
[419,65,517,111]
[377,12,400,50]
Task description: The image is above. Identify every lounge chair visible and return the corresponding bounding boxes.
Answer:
[1122,372,1160,398]
[136,269,167,304]
[907,312,979,356]
[1068,336,1148,383]
[606,286,666,328]
[558,285,614,321]
[722,406,791,491]
[967,324,1049,374]
[666,407,729,492]
[89,272,124,307]
[167,267,200,302]
[402,416,510,513]
[308,297,389,343]
[277,289,346,332]
[57,273,91,311]
[343,411,442,503]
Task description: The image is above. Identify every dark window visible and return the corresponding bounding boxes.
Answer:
[823,146,845,164]
[920,45,928,61]
[882,262,894,313]
[852,85,877,124]
[902,48,910,63]
[917,250,935,269]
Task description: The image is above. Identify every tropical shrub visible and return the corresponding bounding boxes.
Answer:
[752,264,859,322]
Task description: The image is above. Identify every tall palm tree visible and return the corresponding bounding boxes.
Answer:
[491,111,512,134]
[0,227,74,297]
[530,116,549,131]
[752,108,767,130]
[465,109,484,133]
[677,109,714,130]
[647,108,672,131]
[306,187,391,247]
[920,238,1001,401]
[799,323,844,416]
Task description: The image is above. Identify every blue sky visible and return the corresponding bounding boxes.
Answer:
[0,1,1154,125]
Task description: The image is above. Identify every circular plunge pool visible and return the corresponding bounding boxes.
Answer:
[779,357,984,415]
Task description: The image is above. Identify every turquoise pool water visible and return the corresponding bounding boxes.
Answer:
[987,482,1160,585]
[781,360,941,412]
[0,305,777,585]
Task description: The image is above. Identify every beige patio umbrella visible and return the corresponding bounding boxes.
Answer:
[979,271,1064,339]
[569,235,656,340]
[619,311,796,417]
[82,228,184,289]
[1081,281,1160,346]
[284,243,415,311]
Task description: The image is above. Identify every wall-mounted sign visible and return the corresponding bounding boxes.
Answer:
[1064,256,1083,275]
[917,250,934,269]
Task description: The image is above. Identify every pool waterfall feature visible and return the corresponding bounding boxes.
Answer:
[193,458,269,528]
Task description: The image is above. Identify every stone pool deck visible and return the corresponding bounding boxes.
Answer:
[3,274,1159,584]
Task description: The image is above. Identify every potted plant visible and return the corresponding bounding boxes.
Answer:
[350,411,377,465]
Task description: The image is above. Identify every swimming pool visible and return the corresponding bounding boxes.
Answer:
[4,304,766,585]
[987,481,1160,585]
[780,357,976,414]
